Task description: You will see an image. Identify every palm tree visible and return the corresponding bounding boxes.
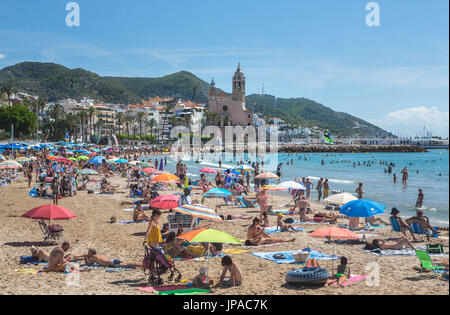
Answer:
[136,111,146,138]
[161,104,174,142]
[95,120,104,137]
[88,106,97,136]
[0,83,17,106]
[78,110,88,143]
[147,118,157,138]
[125,114,133,139]
[116,112,124,135]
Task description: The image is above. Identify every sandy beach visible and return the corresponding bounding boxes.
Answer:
[0,171,448,296]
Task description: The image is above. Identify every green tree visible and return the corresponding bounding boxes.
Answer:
[0,83,17,106]
[147,117,157,138]
[88,106,97,136]
[0,104,37,138]
[136,111,146,137]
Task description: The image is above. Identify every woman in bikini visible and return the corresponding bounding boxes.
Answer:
[246,218,295,246]
[256,187,269,220]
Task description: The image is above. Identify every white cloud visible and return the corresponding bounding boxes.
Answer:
[372,106,449,137]
[0,54,5,59]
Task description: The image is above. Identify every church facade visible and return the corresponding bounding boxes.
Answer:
[208,64,253,126]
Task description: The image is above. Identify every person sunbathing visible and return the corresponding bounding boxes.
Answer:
[30,246,49,263]
[133,204,150,222]
[81,249,141,268]
[367,237,416,251]
[47,241,73,272]
[390,208,417,241]
[406,210,439,241]
[163,232,197,259]
[365,216,389,226]
[276,214,297,232]
[246,217,295,246]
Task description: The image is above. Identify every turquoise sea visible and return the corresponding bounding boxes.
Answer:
[143,149,449,226]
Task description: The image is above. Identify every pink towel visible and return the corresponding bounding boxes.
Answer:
[137,285,189,293]
[332,275,367,287]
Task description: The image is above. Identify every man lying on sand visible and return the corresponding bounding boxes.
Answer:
[246,217,295,246]
[74,249,141,268]
[365,236,416,251]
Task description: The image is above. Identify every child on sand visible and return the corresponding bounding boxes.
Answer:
[326,256,351,287]
[192,267,211,288]
[218,255,243,287]
[276,214,297,232]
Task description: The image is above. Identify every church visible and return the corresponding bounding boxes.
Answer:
[208,64,254,126]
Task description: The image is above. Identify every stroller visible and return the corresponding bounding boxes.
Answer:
[142,244,182,285]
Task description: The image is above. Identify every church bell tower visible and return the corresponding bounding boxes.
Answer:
[232,63,245,102]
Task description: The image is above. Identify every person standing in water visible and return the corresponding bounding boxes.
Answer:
[415,188,424,208]
[355,183,364,199]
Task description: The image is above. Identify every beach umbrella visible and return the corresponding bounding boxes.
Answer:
[77,169,98,175]
[142,167,157,174]
[114,158,128,164]
[255,172,279,179]
[339,199,386,218]
[199,168,217,174]
[153,174,180,183]
[176,228,242,281]
[139,162,153,168]
[203,187,232,198]
[22,204,77,221]
[277,181,306,190]
[233,165,254,172]
[77,156,89,160]
[257,185,286,192]
[89,156,105,164]
[150,195,180,210]
[16,157,32,162]
[174,204,223,222]
[0,160,21,169]
[129,161,141,166]
[324,193,357,205]
[68,157,78,162]
[309,227,360,273]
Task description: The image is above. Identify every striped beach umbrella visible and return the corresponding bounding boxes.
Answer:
[174,204,223,222]
[77,169,98,175]
[16,157,32,162]
[0,160,21,169]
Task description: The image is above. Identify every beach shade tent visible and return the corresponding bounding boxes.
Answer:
[309,227,360,273]
[0,160,21,169]
[152,174,180,184]
[77,169,98,175]
[89,156,105,164]
[150,195,180,210]
[339,199,386,218]
[176,228,242,281]
[114,159,128,164]
[324,193,357,205]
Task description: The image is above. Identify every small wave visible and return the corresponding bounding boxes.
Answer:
[307,176,356,184]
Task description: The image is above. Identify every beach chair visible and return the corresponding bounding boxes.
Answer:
[415,250,444,272]
[390,217,402,233]
[167,214,199,233]
[235,196,258,208]
[409,221,439,239]
[39,220,64,243]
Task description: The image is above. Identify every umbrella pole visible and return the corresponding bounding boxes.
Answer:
[206,242,210,282]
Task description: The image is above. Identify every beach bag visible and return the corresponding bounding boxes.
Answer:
[188,245,205,257]
[87,189,94,194]
[284,218,294,224]
[427,244,445,255]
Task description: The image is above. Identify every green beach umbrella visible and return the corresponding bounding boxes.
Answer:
[77,156,89,160]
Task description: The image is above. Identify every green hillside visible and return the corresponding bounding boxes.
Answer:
[0,62,392,137]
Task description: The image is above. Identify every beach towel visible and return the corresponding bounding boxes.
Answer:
[365,225,388,229]
[122,208,134,212]
[364,246,447,257]
[293,220,330,225]
[330,275,367,287]
[157,288,211,295]
[79,263,135,271]
[263,226,304,234]
[118,220,148,224]
[137,285,189,294]
[15,268,47,275]
[269,209,289,214]
[19,255,47,266]
[251,248,338,264]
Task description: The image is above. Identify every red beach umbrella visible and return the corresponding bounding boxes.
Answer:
[22,205,77,220]
[199,168,217,174]
[142,167,158,174]
[150,195,180,210]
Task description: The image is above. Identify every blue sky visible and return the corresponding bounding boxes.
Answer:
[0,0,448,137]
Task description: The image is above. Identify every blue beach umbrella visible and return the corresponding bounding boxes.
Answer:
[203,187,233,198]
[89,156,105,164]
[114,158,128,164]
[340,199,386,218]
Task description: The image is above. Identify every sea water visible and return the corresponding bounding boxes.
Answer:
[143,149,449,226]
